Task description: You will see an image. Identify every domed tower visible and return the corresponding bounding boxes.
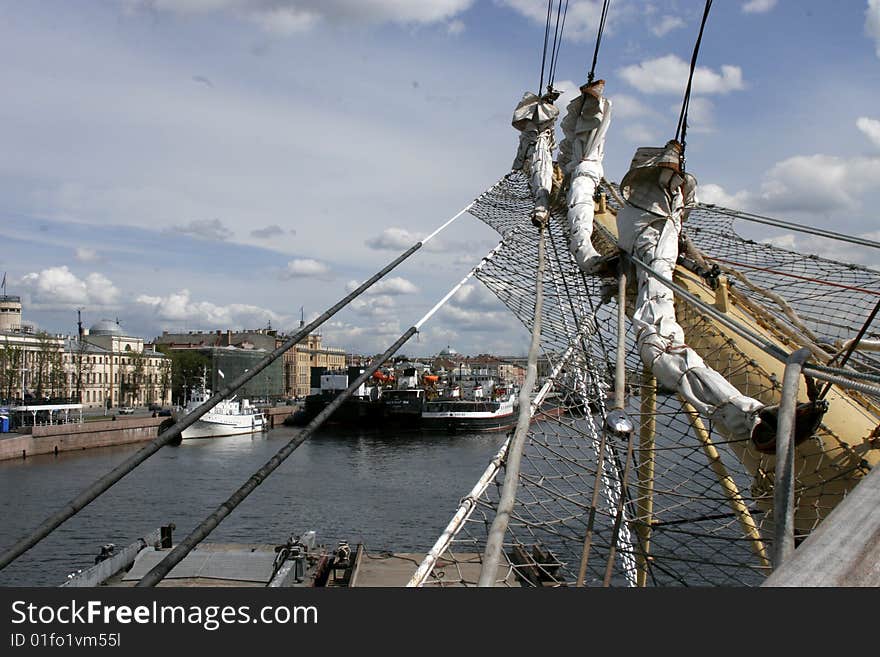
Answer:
[88,319,126,337]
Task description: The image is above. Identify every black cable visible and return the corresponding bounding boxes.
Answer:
[539,0,554,94]
[588,0,611,84]
[818,296,880,400]
[676,0,713,167]
[548,0,569,90]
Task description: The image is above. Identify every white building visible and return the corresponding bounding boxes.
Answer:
[0,308,171,409]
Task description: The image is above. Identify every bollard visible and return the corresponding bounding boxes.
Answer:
[773,347,811,569]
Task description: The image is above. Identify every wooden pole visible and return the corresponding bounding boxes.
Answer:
[679,398,771,569]
[635,371,656,587]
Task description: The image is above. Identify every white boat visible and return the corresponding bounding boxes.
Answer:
[180,376,266,440]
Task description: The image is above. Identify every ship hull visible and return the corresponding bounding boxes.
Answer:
[419,413,517,433]
[181,415,266,439]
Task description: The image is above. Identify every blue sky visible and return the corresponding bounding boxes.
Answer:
[1,0,879,356]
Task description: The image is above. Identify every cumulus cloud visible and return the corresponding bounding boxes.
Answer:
[498,0,607,42]
[320,317,403,354]
[619,55,745,95]
[699,154,880,215]
[697,183,751,209]
[365,227,418,250]
[757,232,880,270]
[742,0,777,13]
[173,218,233,241]
[757,154,880,214]
[19,266,120,307]
[124,0,474,34]
[857,116,880,148]
[250,224,285,239]
[346,276,419,296]
[759,233,797,250]
[75,247,99,262]
[364,227,454,252]
[350,294,398,318]
[281,258,331,278]
[438,285,512,331]
[673,96,715,133]
[651,15,685,37]
[135,288,283,327]
[869,0,880,57]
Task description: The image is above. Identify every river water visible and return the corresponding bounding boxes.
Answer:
[0,426,506,586]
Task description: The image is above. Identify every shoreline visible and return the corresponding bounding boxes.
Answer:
[0,406,293,461]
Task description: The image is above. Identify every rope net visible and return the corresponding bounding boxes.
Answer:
[413,171,880,587]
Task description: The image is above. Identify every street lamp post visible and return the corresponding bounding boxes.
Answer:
[17,367,29,403]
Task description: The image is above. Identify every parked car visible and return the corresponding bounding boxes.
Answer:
[118,407,135,415]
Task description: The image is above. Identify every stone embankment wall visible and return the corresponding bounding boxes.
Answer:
[0,405,295,461]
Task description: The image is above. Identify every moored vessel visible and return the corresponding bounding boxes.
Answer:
[180,373,266,439]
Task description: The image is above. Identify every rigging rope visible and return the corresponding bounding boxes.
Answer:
[675,0,713,168]
[547,0,570,89]
[704,205,880,251]
[588,0,611,84]
[539,0,554,94]
[818,297,880,400]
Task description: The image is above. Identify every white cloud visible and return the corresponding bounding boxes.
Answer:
[20,266,120,308]
[619,55,745,95]
[321,317,404,354]
[365,227,419,250]
[759,233,796,249]
[699,152,880,216]
[75,247,98,262]
[673,96,715,133]
[124,0,474,33]
[757,154,880,214]
[281,258,331,278]
[857,116,880,148]
[135,288,283,327]
[869,0,880,58]
[698,183,751,209]
[742,0,777,14]
[498,0,607,42]
[364,227,461,253]
[756,231,880,270]
[608,94,657,120]
[651,15,685,37]
[346,276,419,296]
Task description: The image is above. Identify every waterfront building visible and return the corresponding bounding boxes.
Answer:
[282,333,345,399]
[0,309,171,409]
[65,320,172,409]
[155,327,344,401]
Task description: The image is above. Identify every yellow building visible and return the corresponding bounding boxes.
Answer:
[281,333,346,398]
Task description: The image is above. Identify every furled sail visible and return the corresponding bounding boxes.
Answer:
[557,79,613,272]
[616,140,764,439]
[511,91,560,226]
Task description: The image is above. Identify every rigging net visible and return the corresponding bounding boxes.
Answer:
[410,171,880,587]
